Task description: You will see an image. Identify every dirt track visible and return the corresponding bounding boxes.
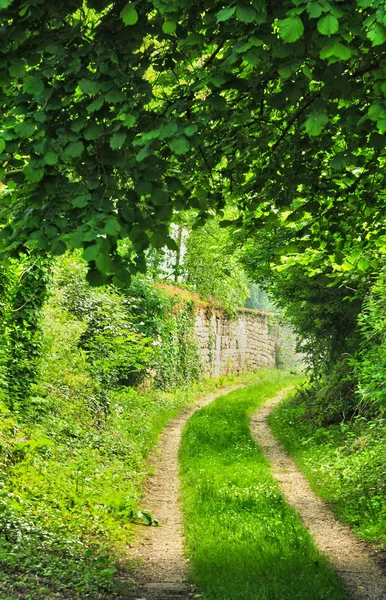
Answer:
[126,385,386,600]
[250,389,386,600]
[126,385,244,600]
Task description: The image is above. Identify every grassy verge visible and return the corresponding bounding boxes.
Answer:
[269,388,386,550]
[179,370,347,600]
[0,372,257,600]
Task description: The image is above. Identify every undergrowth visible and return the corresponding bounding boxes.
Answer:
[179,370,347,600]
[270,388,386,550]
[0,254,247,600]
[0,371,255,600]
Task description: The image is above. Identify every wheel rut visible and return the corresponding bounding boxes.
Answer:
[126,385,244,600]
[127,384,386,600]
[250,388,386,600]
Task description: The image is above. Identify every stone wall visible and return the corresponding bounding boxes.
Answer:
[194,307,299,378]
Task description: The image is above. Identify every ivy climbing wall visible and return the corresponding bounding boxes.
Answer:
[194,308,300,378]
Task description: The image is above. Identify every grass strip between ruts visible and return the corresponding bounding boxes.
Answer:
[179,369,348,600]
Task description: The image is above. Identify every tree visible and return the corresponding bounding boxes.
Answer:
[183,218,249,311]
[1,0,385,288]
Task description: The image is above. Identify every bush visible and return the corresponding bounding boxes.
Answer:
[349,270,386,410]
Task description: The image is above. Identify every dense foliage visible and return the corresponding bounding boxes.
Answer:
[1,0,386,592]
[2,0,385,400]
[1,0,386,287]
[183,218,250,311]
[0,254,236,599]
[350,270,386,409]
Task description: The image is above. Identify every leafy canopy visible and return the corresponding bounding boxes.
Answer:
[1,0,386,285]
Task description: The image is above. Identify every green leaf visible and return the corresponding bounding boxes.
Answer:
[44,151,58,165]
[72,193,91,208]
[15,121,35,138]
[120,2,138,26]
[83,244,99,262]
[86,268,109,287]
[9,59,25,77]
[34,111,47,123]
[65,141,85,158]
[162,20,177,34]
[169,136,190,155]
[159,122,178,140]
[136,144,151,161]
[320,41,352,61]
[368,104,385,121]
[79,78,100,95]
[302,65,313,79]
[71,117,87,133]
[180,32,205,47]
[377,118,386,133]
[110,131,127,150]
[51,240,66,256]
[185,124,198,136]
[66,229,84,249]
[305,111,329,136]
[151,188,169,206]
[0,139,5,153]
[306,1,323,18]
[236,3,257,24]
[330,154,346,170]
[135,179,152,196]
[317,14,339,36]
[278,62,299,79]
[165,236,179,251]
[367,23,386,46]
[216,6,236,22]
[104,216,121,236]
[96,253,113,274]
[105,89,125,103]
[0,0,14,8]
[151,232,166,249]
[84,123,104,140]
[24,165,45,182]
[279,17,304,43]
[23,76,44,96]
[242,47,262,66]
[87,96,104,113]
[123,114,136,128]
[358,257,370,272]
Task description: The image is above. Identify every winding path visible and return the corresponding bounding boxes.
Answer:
[250,389,386,600]
[126,385,244,600]
[127,384,386,600]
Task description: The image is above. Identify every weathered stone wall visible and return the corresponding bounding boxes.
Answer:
[194,307,299,378]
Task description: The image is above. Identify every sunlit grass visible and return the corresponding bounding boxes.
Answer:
[270,391,386,549]
[0,371,260,600]
[180,370,347,600]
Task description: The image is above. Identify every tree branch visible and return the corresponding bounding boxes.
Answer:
[270,92,321,153]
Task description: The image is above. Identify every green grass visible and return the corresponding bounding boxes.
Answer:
[179,370,347,600]
[0,372,258,600]
[270,389,386,549]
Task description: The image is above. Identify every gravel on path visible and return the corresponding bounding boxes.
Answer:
[250,389,386,600]
[126,384,245,600]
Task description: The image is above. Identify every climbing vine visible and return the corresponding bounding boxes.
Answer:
[156,298,202,390]
[0,256,51,411]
